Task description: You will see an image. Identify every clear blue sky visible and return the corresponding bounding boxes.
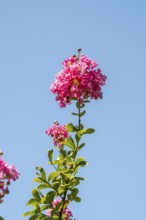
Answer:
[0,0,146,219]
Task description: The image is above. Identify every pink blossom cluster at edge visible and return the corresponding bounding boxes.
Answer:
[46,121,69,147]
[50,53,107,107]
[0,154,19,203]
[46,198,74,220]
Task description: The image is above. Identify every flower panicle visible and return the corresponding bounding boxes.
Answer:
[46,198,75,220]
[46,121,69,147]
[0,152,19,203]
[50,50,107,107]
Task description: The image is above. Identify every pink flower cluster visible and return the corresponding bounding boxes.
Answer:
[46,198,74,220]
[0,153,19,203]
[50,52,107,107]
[46,121,68,147]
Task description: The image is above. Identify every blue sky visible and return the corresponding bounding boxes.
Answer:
[0,0,146,219]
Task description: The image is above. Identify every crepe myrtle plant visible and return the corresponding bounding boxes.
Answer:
[23,49,107,220]
[0,151,19,204]
[0,150,19,219]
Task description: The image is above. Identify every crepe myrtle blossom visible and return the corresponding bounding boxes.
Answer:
[50,49,107,107]
[46,198,74,220]
[45,121,69,147]
[0,151,19,203]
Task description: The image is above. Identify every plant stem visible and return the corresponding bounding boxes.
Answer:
[51,162,58,172]
[58,190,67,220]
[78,100,81,130]
[58,100,82,220]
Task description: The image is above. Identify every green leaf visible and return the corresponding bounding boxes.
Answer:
[76,129,85,137]
[83,99,90,103]
[48,160,59,165]
[71,97,78,101]
[33,177,46,184]
[41,191,56,204]
[84,128,95,134]
[59,148,66,158]
[43,218,50,220]
[36,167,46,180]
[71,112,79,116]
[23,211,32,217]
[51,175,61,183]
[51,181,60,191]
[76,157,87,167]
[29,215,39,220]
[74,196,81,202]
[33,205,41,214]
[76,128,95,140]
[74,176,85,181]
[68,188,79,201]
[32,189,41,199]
[65,123,77,132]
[78,143,85,151]
[80,110,86,117]
[60,172,73,180]
[67,150,77,159]
[37,183,50,190]
[64,155,72,162]
[36,216,43,220]
[51,207,59,216]
[40,205,50,211]
[68,178,80,188]
[27,208,39,216]
[48,149,53,162]
[27,198,40,206]
[80,103,85,108]
[67,193,73,201]
[58,185,66,194]
[77,160,87,167]
[52,214,59,220]
[71,187,79,195]
[63,137,75,149]
[48,171,59,182]
[80,123,84,130]
[76,157,85,163]
[75,133,81,144]
[76,101,80,109]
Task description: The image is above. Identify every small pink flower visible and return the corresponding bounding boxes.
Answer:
[52,198,61,207]
[63,208,73,220]
[46,208,52,217]
[46,198,74,220]
[46,121,68,147]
